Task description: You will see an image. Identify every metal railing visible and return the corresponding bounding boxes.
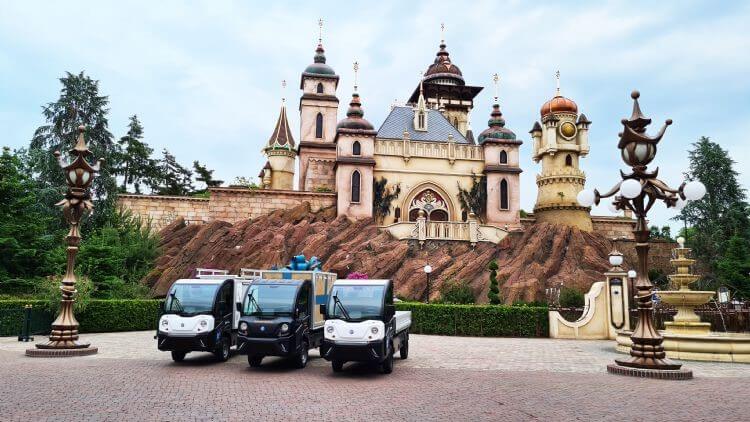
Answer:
[629,303,750,333]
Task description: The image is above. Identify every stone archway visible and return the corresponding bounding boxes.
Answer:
[404,183,456,222]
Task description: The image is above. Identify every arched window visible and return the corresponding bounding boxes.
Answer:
[352,141,361,156]
[500,179,509,210]
[500,150,508,164]
[315,113,323,138]
[461,210,468,222]
[316,82,324,94]
[453,117,459,127]
[565,154,573,166]
[351,171,361,203]
[418,112,425,129]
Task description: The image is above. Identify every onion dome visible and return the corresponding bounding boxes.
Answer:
[336,92,374,130]
[265,103,295,151]
[423,42,464,85]
[258,161,271,178]
[478,104,516,143]
[540,94,578,118]
[303,43,336,76]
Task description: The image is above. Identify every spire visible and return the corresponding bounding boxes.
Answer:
[493,73,500,104]
[555,70,561,96]
[440,22,445,45]
[314,19,326,64]
[266,97,295,150]
[318,18,323,44]
[353,61,359,92]
[281,79,286,104]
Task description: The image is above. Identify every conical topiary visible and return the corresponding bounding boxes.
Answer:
[487,260,501,305]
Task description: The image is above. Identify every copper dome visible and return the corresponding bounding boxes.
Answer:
[540,95,578,118]
[336,93,374,131]
[423,43,464,85]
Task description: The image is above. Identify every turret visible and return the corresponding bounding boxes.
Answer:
[263,89,296,190]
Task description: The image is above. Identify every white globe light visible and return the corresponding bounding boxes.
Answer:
[607,202,618,213]
[627,270,637,279]
[423,265,432,274]
[577,189,595,207]
[674,197,687,211]
[684,180,706,201]
[609,254,624,267]
[676,236,686,247]
[620,179,642,199]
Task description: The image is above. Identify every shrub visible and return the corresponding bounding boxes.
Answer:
[487,260,501,305]
[395,302,548,337]
[438,279,475,304]
[559,287,585,308]
[35,275,95,313]
[346,272,369,279]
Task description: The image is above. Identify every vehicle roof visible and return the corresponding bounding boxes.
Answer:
[251,279,304,286]
[171,279,227,286]
[333,279,391,286]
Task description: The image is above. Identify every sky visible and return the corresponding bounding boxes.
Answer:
[1,0,749,229]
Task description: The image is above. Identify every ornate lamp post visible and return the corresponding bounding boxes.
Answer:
[26,126,101,357]
[577,91,705,379]
[423,264,433,303]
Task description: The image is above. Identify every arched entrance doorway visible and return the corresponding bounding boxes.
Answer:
[407,189,450,221]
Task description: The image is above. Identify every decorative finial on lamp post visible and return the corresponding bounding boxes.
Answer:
[28,125,101,357]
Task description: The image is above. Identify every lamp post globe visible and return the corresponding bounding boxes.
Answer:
[577,189,595,207]
[620,179,642,199]
[627,270,637,279]
[423,264,433,303]
[424,265,433,274]
[683,180,706,201]
[609,252,624,268]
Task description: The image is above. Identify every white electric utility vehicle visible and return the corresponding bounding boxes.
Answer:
[321,279,411,374]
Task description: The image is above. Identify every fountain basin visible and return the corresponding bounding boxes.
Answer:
[616,330,750,363]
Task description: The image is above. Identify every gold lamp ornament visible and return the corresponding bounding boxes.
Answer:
[27,125,102,357]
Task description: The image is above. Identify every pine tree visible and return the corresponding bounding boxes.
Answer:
[193,161,223,190]
[29,71,120,229]
[676,137,750,279]
[149,149,193,196]
[715,235,750,299]
[116,115,156,194]
[487,260,501,305]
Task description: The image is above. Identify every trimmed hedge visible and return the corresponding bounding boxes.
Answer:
[0,300,162,337]
[395,302,549,337]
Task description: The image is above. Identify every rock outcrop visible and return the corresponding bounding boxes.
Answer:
[144,202,667,303]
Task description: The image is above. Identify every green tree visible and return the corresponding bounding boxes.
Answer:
[193,160,223,190]
[0,148,58,282]
[676,137,750,276]
[438,279,475,304]
[559,287,585,308]
[487,260,501,305]
[373,178,401,223]
[458,175,487,222]
[148,149,193,196]
[715,235,750,299]
[116,115,156,194]
[28,71,120,229]
[649,225,674,241]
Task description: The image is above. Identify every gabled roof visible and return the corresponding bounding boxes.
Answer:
[266,104,295,150]
[376,106,468,143]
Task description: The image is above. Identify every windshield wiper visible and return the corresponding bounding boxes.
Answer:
[167,292,184,313]
[246,292,263,315]
[332,294,351,321]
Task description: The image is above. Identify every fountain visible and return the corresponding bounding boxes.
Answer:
[658,237,714,335]
[615,237,750,363]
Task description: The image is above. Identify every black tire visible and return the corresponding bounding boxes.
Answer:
[214,337,230,362]
[294,341,309,369]
[332,360,344,373]
[381,346,394,374]
[400,337,409,360]
[247,354,263,367]
[171,351,186,362]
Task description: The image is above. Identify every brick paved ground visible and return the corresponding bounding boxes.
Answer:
[1,332,749,421]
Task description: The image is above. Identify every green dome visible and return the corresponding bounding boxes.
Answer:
[304,43,336,76]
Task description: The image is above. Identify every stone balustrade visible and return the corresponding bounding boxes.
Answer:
[382,215,508,246]
[375,139,484,161]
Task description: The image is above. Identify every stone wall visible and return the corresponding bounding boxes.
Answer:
[208,187,336,224]
[118,188,337,230]
[118,194,210,231]
[521,214,636,240]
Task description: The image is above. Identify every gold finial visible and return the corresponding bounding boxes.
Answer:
[318,18,323,44]
[353,61,359,92]
[492,73,500,104]
[555,70,561,95]
[281,79,286,104]
[440,22,445,44]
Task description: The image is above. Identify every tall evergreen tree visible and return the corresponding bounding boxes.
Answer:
[149,149,193,196]
[116,115,155,194]
[29,71,120,228]
[676,137,750,280]
[192,161,223,190]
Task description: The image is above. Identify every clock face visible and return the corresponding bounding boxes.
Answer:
[560,122,576,138]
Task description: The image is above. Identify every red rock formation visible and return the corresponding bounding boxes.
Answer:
[144,202,672,303]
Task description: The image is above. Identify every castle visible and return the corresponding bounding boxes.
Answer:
[119,28,635,243]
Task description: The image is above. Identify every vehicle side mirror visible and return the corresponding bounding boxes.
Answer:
[320,304,327,316]
[384,304,395,322]
[235,302,242,313]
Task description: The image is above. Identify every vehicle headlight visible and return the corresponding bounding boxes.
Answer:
[371,326,379,335]
[200,320,208,328]
[239,322,248,333]
[326,325,334,333]
[280,323,289,333]
[161,319,168,327]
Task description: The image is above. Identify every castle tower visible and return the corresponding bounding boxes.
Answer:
[263,93,296,190]
[479,74,523,227]
[335,63,376,219]
[406,25,482,137]
[530,72,592,231]
[298,21,339,191]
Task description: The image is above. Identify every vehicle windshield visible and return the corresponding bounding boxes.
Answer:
[328,285,385,321]
[243,284,298,317]
[164,283,219,316]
